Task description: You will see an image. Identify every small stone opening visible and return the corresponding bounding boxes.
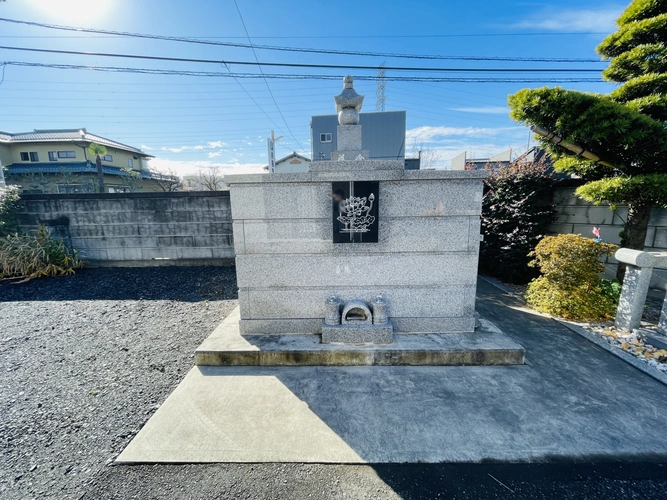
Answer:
[340,300,373,326]
[345,307,369,323]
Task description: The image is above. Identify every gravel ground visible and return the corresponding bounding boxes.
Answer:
[2,267,667,499]
[0,266,237,499]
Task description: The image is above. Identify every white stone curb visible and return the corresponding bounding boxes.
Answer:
[480,275,667,388]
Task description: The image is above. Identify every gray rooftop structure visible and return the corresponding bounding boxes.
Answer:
[311,111,406,162]
[0,128,152,156]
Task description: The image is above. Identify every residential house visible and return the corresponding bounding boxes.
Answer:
[264,151,311,173]
[0,128,166,193]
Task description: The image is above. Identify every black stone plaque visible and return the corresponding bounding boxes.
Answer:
[332,181,379,243]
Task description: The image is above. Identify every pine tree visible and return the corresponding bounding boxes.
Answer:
[600,0,667,120]
[508,0,667,280]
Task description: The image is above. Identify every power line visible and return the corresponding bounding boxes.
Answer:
[0,32,611,40]
[0,17,605,63]
[0,45,603,73]
[231,0,305,151]
[220,64,294,150]
[1,79,333,88]
[0,31,610,40]
[0,61,605,82]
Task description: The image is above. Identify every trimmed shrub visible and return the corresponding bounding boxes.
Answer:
[0,226,82,282]
[525,234,618,320]
[0,185,20,238]
[479,157,557,284]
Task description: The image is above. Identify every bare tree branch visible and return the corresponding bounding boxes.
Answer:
[194,167,226,191]
[410,139,441,170]
[149,166,184,192]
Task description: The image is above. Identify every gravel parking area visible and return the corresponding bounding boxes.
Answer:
[0,266,237,499]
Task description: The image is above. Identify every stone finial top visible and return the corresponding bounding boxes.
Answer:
[334,75,364,125]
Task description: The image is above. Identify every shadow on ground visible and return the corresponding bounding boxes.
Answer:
[85,461,667,499]
[0,266,238,302]
[371,462,667,499]
[244,279,667,464]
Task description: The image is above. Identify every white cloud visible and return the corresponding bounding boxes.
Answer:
[159,142,228,153]
[140,144,154,151]
[513,6,624,32]
[406,126,516,143]
[147,157,264,177]
[450,106,509,115]
[207,151,222,158]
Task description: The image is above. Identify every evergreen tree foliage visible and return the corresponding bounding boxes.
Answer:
[600,0,667,120]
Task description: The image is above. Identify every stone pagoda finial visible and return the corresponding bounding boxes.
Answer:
[334,75,364,126]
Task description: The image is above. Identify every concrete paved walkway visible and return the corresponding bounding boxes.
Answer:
[117,280,667,463]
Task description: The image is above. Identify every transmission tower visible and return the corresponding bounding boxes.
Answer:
[376,62,386,112]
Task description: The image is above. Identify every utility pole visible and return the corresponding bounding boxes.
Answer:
[266,130,283,173]
[267,130,276,174]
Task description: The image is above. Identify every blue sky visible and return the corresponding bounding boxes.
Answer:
[0,0,626,174]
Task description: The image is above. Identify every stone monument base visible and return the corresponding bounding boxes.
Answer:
[194,308,525,367]
[321,320,394,344]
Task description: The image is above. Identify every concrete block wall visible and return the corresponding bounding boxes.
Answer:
[16,192,234,265]
[227,170,486,334]
[550,186,667,289]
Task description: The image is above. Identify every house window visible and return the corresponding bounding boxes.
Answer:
[127,158,134,168]
[320,133,332,143]
[102,155,113,162]
[48,151,58,161]
[57,151,76,158]
[19,152,39,162]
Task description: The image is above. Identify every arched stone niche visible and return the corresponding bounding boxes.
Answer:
[341,300,373,325]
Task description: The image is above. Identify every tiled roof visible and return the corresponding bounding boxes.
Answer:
[5,162,159,179]
[277,151,311,163]
[0,129,152,157]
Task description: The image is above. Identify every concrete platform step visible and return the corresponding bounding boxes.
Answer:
[195,308,525,367]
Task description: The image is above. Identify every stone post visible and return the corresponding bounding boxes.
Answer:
[324,295,341,326]
[614,249,664,331]
[616,265,653,331]
[659,300,667,335]
[372,295,388,325]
